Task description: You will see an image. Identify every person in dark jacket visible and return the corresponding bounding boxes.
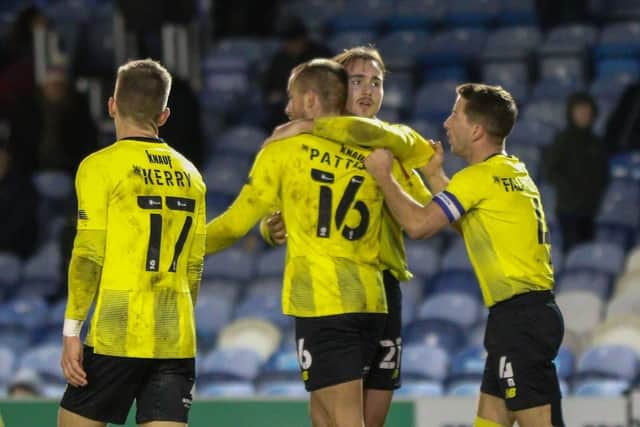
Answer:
[544,92,609,253]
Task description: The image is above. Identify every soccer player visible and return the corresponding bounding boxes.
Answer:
[263,46,434,427]
[206,59,388,427]
[365,83,565,427]
[58,59,206,427]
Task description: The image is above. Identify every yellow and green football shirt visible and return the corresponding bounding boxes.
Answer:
[206,135,387,317]
[67,137,206,358]
[313,116,434,280]
[433,153,554,307]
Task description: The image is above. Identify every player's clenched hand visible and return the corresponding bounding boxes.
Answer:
[61,336,87,387]
[267,211,287,245]
[364,149,394,181]
[419,140,445,178]
[263,119,314,147]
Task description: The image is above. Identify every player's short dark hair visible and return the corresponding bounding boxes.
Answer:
[114,59,172,126]
[333,45,386,76]
[457,83,518,140]
[290,59,348,114]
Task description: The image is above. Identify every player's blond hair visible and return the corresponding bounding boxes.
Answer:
[290,58,348,114]
[114,59,172,127]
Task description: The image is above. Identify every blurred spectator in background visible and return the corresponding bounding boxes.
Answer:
[7,368,43,398]
[8,62,98,176]
[0,127,39,259]
[604,82,640,154]
[260,15,332,129]
[0,5,47,118]
[544,92,609,253]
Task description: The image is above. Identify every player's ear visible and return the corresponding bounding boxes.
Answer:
[108,96,116,118]
[157,107,170,127]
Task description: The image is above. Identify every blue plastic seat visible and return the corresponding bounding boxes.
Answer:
[404,318,467,353]
[554,346,575,381]
[255,246,286,278]
[508,119,556,147]
[596,58,640,80]
[198,348,263,382]
[327,31,377,55]
[572,378,630,396]
[402,344,449,381]
[522,100,566,130]
[413,81,459,123]
[427,271,481,301]
[195,294,234,349]
[394,379,443,396]
[389,0,446,30]
[405,241,440,278]
[20,343,64,384]
[594,22,640,60]
[446,379,482,396]
[556,270,611,300]
[417,292,482,330]
[496,0,537,26]
[530,79,585,102]
[564,241,626,276]
[576,344,639,381]
[448,344,487,380]
[216,125,268,158]
[0,252,21,290]
[440,239,473,273]
[257,379,306,397]
[202,155,252,195]
[483,26,541,60]
[203,247,256,282]
[420,28,488,68]
[0,346,15,386]
[376,30,430,71]
[443,0,501,28]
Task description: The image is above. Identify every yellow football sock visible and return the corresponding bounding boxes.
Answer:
[474,416,504,427]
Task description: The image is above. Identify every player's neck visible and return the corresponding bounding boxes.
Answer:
[115,120,159,140]
[469,140,505,165]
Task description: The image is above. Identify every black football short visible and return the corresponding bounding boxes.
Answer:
[295,312,386,391]
[481,291,565,426]
[60,346,195,425]
[364,270,402,391]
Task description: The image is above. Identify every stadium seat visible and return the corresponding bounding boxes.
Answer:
[326,0,392,34]
[0,346,15,386]
[509,144,542,180]
[467,321,486,347]
[216,125,268,158]
[389,0,446,30]
[521,100,566,130]
[413,81,460,123]
[572,378,630,396]
[484,26,542,60]
[327,31,377,56]
[255,246,286,278]
[595,58,640,80]
[417,292,482,330]
[404,241,440,278]
[531,78,585,102]
[404,318,467,353]
[402,344,449,381]
[443,0,500,28]
[419,28,488,69]
[555,270,611,300]
[594,21,640,60]
[446,379,482,396]
[398,278,422,328]
[234,292,290,332]
[555,346,575,381]
[0,252,21,292]
[605,288,640,321]
[496,0,537,26]
[564,241,626,276]
[556,290,604,336]
[576,344,639,381]
[590,74,636,101]
[439,239,473,273]
[376,30,430,71]
[20,343,65,384]
[509,119,556,148]
[447,344,487,380]
[198,347,264,382]
[203,247,256,282]
[195,293,234,350]
[625,246,640,273]
[0,296,48,332]
[197,380,255,397]
[590,316,640,357]
[481,61,530,86]
[217,318,281,362]
[261,348,300,378]
[201,155,252,196]
[427,271,481,301]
